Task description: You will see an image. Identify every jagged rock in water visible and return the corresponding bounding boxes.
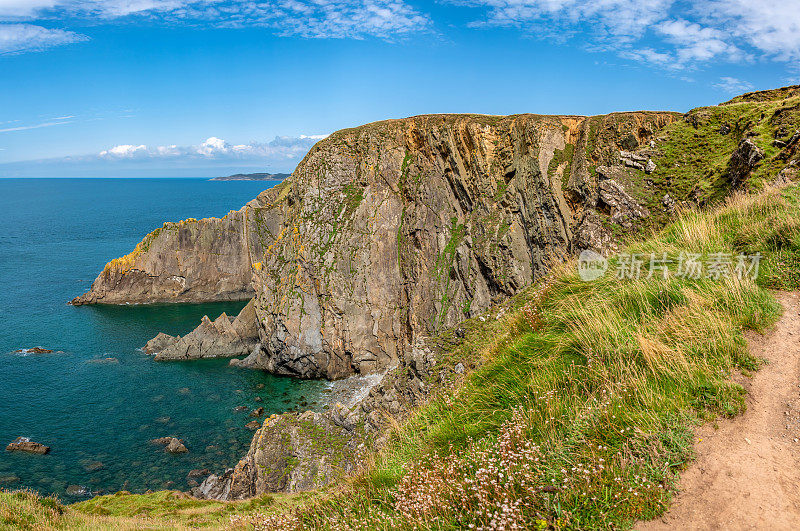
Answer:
[13,347,53,354]
[74,112,677,379]
[5,437,49,455]
[166,439,189,454]
[144,299,259,360]
[144,333,176,354]
[728,138,765,187]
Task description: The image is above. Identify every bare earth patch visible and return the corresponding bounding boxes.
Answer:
[639,292,800,530]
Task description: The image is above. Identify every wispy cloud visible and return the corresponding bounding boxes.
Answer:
[0,23,88,54]
[449,0,800,70]
[713,76,754,94]
[1,1,432,42]
[0,119,73,133]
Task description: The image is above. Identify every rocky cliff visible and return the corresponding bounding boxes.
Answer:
[73,86,800,502]
[74,111,678,379]
[70,209,258,305]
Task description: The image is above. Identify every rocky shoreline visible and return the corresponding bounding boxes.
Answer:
[192,335,449,500]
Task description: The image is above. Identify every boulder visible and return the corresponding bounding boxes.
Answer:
[249,407,264,417]
[6,437,49,454]
[151,436,188,453]
[187,468,210,479]
[245,421,261,430]
[620,150,647,170]
[166,439,189,454]
[66,485,89,496]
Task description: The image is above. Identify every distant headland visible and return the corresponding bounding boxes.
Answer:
[210,172,291,181]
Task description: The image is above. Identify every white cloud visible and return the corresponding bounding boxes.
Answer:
[0,0,58,19]
[713,76,754,94]
[656,19,744,65]
[0,23,88,54]
[451,0,800,70]
[459,0,671,41]
[97,134,325,161]
[99,144,148,157]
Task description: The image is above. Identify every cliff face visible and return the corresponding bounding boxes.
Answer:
[74,112,678,378]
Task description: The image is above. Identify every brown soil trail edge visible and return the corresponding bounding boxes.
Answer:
[638,292,800,530]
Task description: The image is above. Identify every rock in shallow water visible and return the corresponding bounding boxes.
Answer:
[66,485,90,496]
[5,437,50,454]
[13,347,53,354]
[187,468,210,478]
[166,439,189,454]
[150,436,188,454]
[0,474,20,485]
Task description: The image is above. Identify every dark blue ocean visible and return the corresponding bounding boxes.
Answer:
[0,178,329,498]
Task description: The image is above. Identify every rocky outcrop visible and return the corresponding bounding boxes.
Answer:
[6,437,50,454]
[196,324,459,501]
[13,347,53,354]
[194,411,359,499]
[76,112,677,379]
[143,299,259,360]
[598,180,650,227]
[728,138,765,187]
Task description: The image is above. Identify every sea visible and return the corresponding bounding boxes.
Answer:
[0,178,331,499]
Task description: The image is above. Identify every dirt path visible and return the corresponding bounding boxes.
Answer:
[638,292,800,530]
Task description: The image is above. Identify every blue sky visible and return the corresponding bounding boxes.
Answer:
[0,0,798,178]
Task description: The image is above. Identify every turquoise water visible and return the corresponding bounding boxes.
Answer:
[0,178,329,498]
